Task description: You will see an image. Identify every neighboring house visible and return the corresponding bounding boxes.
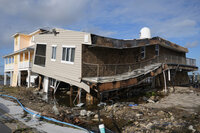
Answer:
[31,27,197,102]
[3,30,41,87]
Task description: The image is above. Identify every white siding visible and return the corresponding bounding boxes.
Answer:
[32,28,91,92]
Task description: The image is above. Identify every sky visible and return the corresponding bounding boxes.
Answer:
[0,0,200,74]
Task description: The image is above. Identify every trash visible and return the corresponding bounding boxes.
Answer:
[99,124,106,133]
[87,111,94,117]
[80,110,87,116]
[188,125,196,133]
[147,99,155,103]
[98,102,107,107]
[76,103,85,107]
[129,104,138,107]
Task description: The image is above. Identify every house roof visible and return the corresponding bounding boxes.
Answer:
[90,34,188,53]
[12,29,41,37]
[3,45,35,58]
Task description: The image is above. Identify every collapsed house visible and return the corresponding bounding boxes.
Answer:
[3,27,198,104]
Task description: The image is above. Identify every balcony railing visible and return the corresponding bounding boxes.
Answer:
[82,55,196,77]
[186,58,196,66]
[4,64,14,71]
[19,61,32,69]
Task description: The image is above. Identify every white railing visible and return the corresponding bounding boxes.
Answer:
[186,58,196,66]
[4,64,14,71]
[19,61,32,69]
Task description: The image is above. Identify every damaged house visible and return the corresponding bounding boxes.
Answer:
[4,27,198,104]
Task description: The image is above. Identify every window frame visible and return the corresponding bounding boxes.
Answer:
[155,44,159,56]
[61,45,76,64]
[49,78,56,87]
[31,36,35,42]
[141,46,146,59]
[51,45,57,61]
[34,43,47,67]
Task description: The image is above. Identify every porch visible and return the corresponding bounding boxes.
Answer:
[82,55,197,78]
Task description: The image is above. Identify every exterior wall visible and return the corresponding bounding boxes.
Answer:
[14,35,20,51]
[12,54,19,86]
[155,70,189,88]
[32,28,91,92]
[159,46,185,57]
[173,71,189,85]
[82,44,187,77]
[19,51,33,62]
[20,35,31,49]
[82,45,158,64]
[82,45,177,65]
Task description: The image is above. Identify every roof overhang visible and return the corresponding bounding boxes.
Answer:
[90,34,188,53]
[3,45,35,58]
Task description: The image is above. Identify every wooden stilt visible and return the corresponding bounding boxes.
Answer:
[37,75,42,91]
[163,70,167,93]
[70,86,73,107]
[77,88,82,104]
[86,93,94,105]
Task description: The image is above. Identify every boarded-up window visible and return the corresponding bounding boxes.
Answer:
[34,44,46,67]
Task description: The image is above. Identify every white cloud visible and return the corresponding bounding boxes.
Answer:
[185,41,199,48]
[0,0,200,47]
[81,26,116,37]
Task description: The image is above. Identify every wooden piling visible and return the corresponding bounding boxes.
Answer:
[77,88,82,104]
[86,93,98,105]
[70,86,73,107]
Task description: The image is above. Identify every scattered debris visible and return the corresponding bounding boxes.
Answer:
[1,86,200,132]
[76,103,85,107]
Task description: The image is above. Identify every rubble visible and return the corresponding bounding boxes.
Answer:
[80,110,87,116]
[1,86,200,132]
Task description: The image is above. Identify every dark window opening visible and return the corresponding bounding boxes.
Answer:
[155,45,159,56]
[141,46,145,59]
[34,44,46,67]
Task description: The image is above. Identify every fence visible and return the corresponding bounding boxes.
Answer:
[82,55,196,77]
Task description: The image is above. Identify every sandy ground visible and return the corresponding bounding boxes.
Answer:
[1,85,200,133]
[144,86,200,113]
[101,86,200,133]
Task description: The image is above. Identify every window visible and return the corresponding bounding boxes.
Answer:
[49,78,56,87]
[51,45,57,61]
[155,45,159,56]
[32,36,35,42]
[62,46,75,63]
[141,46,145,59]
[34,44,46,67]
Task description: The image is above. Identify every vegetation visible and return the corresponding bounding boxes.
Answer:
[0,75,3,80]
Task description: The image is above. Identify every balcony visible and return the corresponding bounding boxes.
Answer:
[4,64,14,72]
[19,61,32,70]
[82,55,197,77]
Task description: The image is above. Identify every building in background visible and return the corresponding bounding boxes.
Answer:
[3,30,41,87]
